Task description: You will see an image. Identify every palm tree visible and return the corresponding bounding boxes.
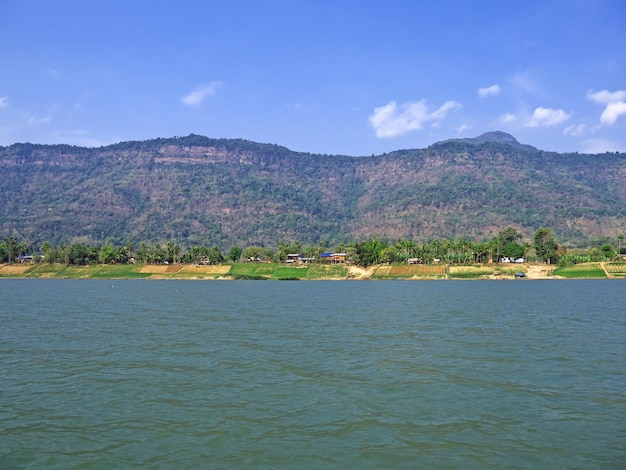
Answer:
[17,240,28,260]
[618,234,624,258]
[2,236,19,264]
[137,243,149,264]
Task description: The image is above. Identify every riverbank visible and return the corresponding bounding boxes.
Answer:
[1,262,624,280]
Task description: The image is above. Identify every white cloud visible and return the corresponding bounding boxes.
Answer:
[525,107,570,127]
[431,101,460,120]
[182,81,221,106]
[368,99,461,138]
[599,101,626,126]
[563,123,588,136]
[27,115,52,126]
[586,89,626,105]
[498,113,516,124]
[0,96,9,109]
[456,124,470,134]
[587,89,626,126]
[478,85,500,97]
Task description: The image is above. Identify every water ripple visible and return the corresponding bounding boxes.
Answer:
[1,279,625,468]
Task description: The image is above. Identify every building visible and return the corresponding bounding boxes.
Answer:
[319,252,347,264]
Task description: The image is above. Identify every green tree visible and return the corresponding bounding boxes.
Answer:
[498,226,523,245]
[503,241,525,260]
[171,244,181,264]
[208,246,224,264]
[187,245,209,264]
[136,243,149,264]
[69,243,99,265]
[227,246,243,262]
[600,243,615,259]
[39,241,52,262]
[165,241,181,264]
[16,240,28,260]
[114,244,132,264]
[242,246,265,261]
[489,227,523,263]
[534,228,558,264]
[59,243,71,265]
[473,241,491,264]
[379,245,398,263]
[352,236,386,267]
[99,245,116,264]
[150,244,166,264]
[394,239,420,262]
[276,240,303,262]
[2,236,19,264]
[303,244,319,259]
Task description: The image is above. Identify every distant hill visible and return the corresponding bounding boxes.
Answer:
[1,132,625,248]
[439,131,538,152]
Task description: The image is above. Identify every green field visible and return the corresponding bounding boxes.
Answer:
[228,263,276,279]
[553,263,607,278]
[228,263,348,280]
[306,264,348,279]
[271,266,310,280]
[25,264,150,279]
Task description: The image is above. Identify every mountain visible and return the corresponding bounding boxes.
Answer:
[434,131,538,152]
[1,133,624,248]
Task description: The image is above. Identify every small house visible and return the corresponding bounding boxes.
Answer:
[319,252,347,264]
[286,253,303,263]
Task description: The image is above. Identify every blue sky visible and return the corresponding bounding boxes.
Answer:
[1,0,625,155]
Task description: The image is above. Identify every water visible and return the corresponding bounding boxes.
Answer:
[1,279,625,468]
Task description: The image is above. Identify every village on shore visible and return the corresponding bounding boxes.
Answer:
[2,227,625,280]
[1,258,625,280]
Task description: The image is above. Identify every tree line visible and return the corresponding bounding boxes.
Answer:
[1,228,624,267]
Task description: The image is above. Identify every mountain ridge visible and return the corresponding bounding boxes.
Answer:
[1,132,624,248]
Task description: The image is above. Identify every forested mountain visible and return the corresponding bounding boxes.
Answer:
[1,132,624,248]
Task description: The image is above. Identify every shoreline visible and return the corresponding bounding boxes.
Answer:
[1,262,623,280]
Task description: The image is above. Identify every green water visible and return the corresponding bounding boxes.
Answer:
[1,279,624,468]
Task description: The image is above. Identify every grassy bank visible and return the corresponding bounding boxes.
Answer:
[552,263,606,278]
[0,263,349,280]
[0,262,622,280]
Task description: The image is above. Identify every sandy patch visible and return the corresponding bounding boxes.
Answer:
[0,264,33,274]
[178,265,231,275]
[347,266,374,279]
[523,264,556,279]
[486,264,557,279]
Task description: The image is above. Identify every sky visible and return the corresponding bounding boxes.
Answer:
[1,0,625,155]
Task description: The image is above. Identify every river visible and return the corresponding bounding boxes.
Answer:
[1,279,624,468]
